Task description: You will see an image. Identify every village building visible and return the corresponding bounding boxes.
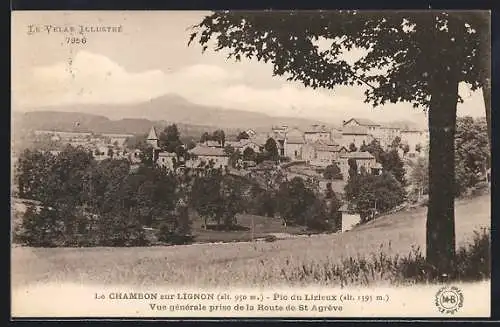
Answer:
[341,126,374,149]
[343,118,381,135]
[187,145,230,169]
[156,152,177,171]
[271,125,287,156]
[226,139,261,153]
[303,124,331,143]
[245,129,257,138]
[249,133,269,152]
[339,204,361,232]
[377,126,401,148]
[312,143,348,167]
[338,151,378,180]
[284,128,305,160]
[400,128,428,152]
[301,142,348,167]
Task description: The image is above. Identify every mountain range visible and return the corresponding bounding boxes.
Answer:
[12,94,424,137]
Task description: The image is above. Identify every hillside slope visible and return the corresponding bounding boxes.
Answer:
[11,194,490,288]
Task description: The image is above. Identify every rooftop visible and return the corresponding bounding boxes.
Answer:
[341,126,369,135]
[189,145,228,157]
[158,151,176,157]
[147,126,158,140]
[204,140,223,148]
[312,142,344,152]
[304,124,330,133]
[227,139,260,148]
[285,128,305,144]
[343,118,380,127]
[341,151,376,159]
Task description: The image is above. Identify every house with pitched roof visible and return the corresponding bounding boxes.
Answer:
[187,145,229,169]
[343,118,380,129]
[284,128,305,160]
[226,139,261,153]
[341,126,374,149]
[156,151,177,171]
[400,128,428,152]
[339,151,378,180]
[303,124,331,143]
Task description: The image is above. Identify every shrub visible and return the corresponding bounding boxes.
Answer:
[454,227,490,281]
[18,206,66,247]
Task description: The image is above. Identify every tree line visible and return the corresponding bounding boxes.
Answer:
[14,144,342,247]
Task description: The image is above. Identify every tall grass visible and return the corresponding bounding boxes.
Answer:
[11,195,490,289]
[285,227,490,287]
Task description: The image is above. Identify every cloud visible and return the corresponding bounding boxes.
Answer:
[13,50,485,123]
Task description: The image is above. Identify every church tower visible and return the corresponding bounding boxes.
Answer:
[147,126,159,148]
[147,126,160,163]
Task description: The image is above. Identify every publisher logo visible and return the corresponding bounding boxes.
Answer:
[435,286,464,315]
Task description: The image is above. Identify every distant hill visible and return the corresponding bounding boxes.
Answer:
[12,93,428,141]
[12,111,243,139]
[15,94,331,132]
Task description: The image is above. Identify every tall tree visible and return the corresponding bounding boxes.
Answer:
[200,132,212,143]
[276,177,316,227]
[323,163,343,180]
[159,124,183,154]
[409,155,429,202]
[212,129,226,147]
[264,137,279,161]
[348,158,358,180]
[361,139,385,163]
[345,172,406,223]
[237,131,250,141]
[243,147,256,161]
[190,11,491,275]
[391,136,402,150]
[380,149,406,185]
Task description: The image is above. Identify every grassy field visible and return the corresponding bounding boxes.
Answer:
[11,194,490,289]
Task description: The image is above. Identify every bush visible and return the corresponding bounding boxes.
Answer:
[18,206,66,247]
[454,227,490,281]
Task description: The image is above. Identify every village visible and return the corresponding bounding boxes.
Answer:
[27,118,429,190]
[16,117,430,233]
[152,117,428,179]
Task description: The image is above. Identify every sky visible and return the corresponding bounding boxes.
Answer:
[11,11,487,125]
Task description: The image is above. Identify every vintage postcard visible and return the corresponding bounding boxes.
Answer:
[11,10,491,318]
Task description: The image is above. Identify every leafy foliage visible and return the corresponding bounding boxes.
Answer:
[264,137,280,161]
[159,124,183,155]
[323,163,343,180]
[237,131,250,140]
[345,172,406,223]
[15,147,188,247]
[242,147,256,161]
[380,149,406,185]
[190,171,245,230]
[454,116,490,195]
[360,139,385,163]
[189,11,488,108]
[276,177,317,226]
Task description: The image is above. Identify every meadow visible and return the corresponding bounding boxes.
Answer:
[11,194,490,289]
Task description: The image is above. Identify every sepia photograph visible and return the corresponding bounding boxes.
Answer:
[11,10,491,318]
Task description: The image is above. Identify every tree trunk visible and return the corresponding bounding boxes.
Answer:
[426,75,459,277]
